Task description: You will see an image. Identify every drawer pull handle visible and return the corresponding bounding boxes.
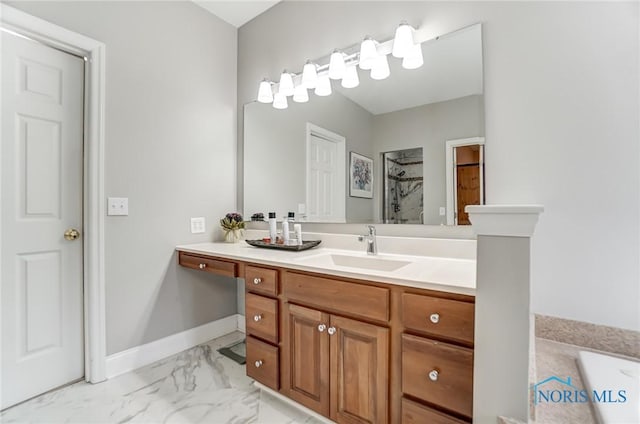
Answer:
[318,324,326,332]
[428,370,439,381]
[429,313,440,324]
[327,326,336,336]
[253,277,262,285]
[255,360,263,368]
[253,314,262,322]
[198,263,207,269]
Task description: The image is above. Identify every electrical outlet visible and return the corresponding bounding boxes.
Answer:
[298,203,306,214]
[107,197,129,216]
[439,207,446,216]
[190,217,205,234]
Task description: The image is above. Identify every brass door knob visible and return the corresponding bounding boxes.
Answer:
[64,228,80,241]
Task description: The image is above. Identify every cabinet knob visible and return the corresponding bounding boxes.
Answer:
[255,360,263,368]
[327,326,336,336]
[253,314,262,322]
[429,313,440,324]
[428,370,439,381]
[198,263,207,269]
[253,277,262,285]
[318,324,326,332]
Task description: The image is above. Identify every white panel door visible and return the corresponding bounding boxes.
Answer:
[1,31,85,409]
[306,133,345,222]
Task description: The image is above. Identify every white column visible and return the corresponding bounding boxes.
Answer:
[466,205,543,424]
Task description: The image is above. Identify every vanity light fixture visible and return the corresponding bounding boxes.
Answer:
[370,54,390,80]
[358,36,378,70]
[392,21,415,58]
[328,49,346,80]
[278,70,295,96]
[293,84,309,103]
[402,42,424,70]
[341,63,359,88]
[314,73,332,96]
[273,91,288,109]
[257,78,273,103]
[257,19,432,108]
[302,60,318,88]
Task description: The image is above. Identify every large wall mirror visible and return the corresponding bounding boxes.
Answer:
[244,24,484,225]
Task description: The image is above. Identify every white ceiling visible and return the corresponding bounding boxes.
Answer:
[336,24,483,115]
[192,1,281,28]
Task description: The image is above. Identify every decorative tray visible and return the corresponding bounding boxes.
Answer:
[245,239,321,251]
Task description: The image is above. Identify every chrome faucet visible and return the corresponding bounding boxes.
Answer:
[358,225,378,255]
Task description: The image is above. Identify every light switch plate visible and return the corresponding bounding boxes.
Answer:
[190,217,206,234]
[298,203,306,214]
[439,207,446,216]
[107,197,129,216]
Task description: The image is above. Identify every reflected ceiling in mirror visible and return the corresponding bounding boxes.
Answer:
[243,24,485,225]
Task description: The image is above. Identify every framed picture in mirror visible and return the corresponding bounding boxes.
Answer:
[349,152,373,198]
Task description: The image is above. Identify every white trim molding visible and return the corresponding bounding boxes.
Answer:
[105,315,242,379]
[1,4,107,383]
[445,136,485,225]
[466,205,544,237]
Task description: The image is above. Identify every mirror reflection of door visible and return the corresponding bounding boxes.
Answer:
[453,145,483,224]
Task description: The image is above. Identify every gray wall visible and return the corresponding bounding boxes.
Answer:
[238,2,640,331]
[8,1,239,354]
[244,92,374,222]
[372,94,484,223]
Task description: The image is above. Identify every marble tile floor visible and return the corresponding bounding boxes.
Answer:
[1,332,324,424]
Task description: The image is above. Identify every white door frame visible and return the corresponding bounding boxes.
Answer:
[305,123,346,223]
[445,137,485,226]
[1,4,107,383]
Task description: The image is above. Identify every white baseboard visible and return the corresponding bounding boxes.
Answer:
[106,314,242,379]
[238,314,246,333]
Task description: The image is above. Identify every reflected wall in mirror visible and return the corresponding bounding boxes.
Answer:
[243,24,484,225]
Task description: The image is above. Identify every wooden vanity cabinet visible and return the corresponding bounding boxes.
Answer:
[177,250,475,424]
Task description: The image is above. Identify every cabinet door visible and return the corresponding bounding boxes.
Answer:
[330,315,389,424]
[282,303,330,416]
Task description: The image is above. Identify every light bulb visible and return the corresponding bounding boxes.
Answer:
[302,60,318,89]
[402,42,424,70]
[328,49,346,80]
[293,84,309,103]
[370,54,390,80]
[359,37,378,70]
[341,64,359,89]
[392,21,414,58]
[273,91,288,109]
[278,70,294,96]
[314,74,332,96]
[256,79,273,103]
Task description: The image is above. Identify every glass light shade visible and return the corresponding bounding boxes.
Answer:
[278,71,294,96]
[273,92,288,109]
[314,74,332,96]
[392,22,414,58]
[302,61,318,88]
[341,64,359,89]
[402,42,424,70]
[370,54,390,80]
[256,79,273,103]
[359,37,378,70]
[292,84,309,103]
[328,50,346,80]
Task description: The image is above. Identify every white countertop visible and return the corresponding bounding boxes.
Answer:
[175,241,476,296]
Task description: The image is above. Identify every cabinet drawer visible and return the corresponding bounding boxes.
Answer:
[283,272,389,322]
[402,293,474,345]
[246,336,279,391]
[402,334,473,418]
[179,252,237,277]
[402,398,468,424]
[245,265,278,296]
[246,293,278,344]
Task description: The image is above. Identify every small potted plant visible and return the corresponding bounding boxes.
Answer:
[220,212,245,243]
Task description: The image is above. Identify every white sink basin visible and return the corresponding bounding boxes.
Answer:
[297,253,411,272]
